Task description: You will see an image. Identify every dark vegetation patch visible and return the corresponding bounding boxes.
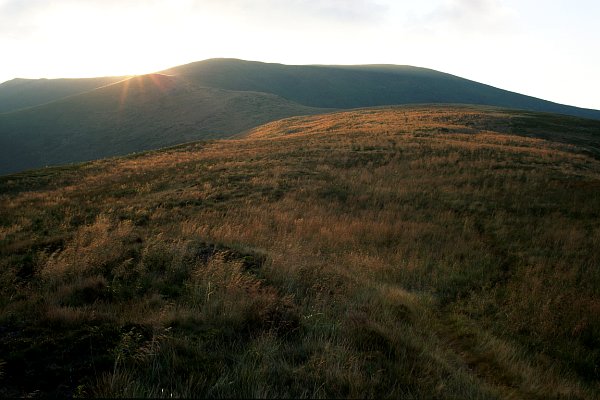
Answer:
[0,237,301,397]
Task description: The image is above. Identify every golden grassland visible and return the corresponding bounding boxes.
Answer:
[0,105,599,398]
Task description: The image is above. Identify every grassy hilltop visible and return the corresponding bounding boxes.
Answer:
[0,105,599,398]
[2,58,600,176]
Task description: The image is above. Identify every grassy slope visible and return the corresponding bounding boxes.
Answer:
[0,76,127,113]
[0,74,328,175]
[1,105,599,398]
[3,58,599,177]
[164,58,600,120]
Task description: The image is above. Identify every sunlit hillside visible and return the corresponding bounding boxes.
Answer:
[1,105,599,398]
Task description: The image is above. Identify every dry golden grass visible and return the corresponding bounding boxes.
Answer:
[1,105,599,398]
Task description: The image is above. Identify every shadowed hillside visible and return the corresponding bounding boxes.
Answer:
[0,76,127,113]
[164,58,600,119]
[1,105,599,398]
[0,74,327,174]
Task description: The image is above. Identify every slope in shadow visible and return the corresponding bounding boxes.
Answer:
[0,74,328,175]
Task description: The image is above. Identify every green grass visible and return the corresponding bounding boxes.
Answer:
[0,105,599,398]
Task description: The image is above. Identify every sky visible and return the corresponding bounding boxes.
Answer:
[1,0,599,110]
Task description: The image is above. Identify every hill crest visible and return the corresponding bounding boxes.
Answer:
[1,58,600,175]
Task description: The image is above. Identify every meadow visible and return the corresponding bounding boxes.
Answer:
[0,105,599,398]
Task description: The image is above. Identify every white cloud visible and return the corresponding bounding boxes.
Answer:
[292,0,389,23]
[204,0,388,23]
[427,0,517,32]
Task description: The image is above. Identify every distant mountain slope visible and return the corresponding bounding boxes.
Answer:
[0,74,326,175]
[163,58,600,120]
[1,58,599,176]
[0,76,127,113]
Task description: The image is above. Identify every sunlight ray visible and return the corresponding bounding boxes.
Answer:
[118,77,132,111]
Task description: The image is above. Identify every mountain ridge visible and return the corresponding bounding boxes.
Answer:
[3,58,598,118]
[1,58,599,176]
[162,58,600,119]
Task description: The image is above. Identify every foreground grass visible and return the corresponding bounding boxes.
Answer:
[0,105,599,398]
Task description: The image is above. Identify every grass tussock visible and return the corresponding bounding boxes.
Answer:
[0,105,599,398]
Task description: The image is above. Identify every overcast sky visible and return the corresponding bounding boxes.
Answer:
[1,0,599,109]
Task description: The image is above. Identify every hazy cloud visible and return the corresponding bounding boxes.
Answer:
[0,0,47,37]
[0,0,388,38]
[198,0,389,25]
[0,0,388,22]
[0,0,41,14]
[273,0,388,23]
[428,0,516,31]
